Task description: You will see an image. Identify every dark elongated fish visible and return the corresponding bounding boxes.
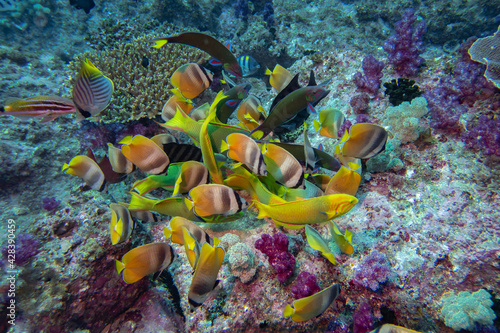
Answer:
[163,142,202,163]
[1,95,76,122]
[152,32,242,78]
[215,83,251,123]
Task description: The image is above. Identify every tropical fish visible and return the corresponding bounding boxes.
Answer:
[370,324,422,333]
[281,180,324,201]
[310,173,331,192]
[186,184,249,218]
[86,148,125,184]
[172,161,209,195]
[303,125,317,174]
[152,32,242,78]
[62,155,106,192]
[329,221,354,255]
[164,216,217,246]
[263,143,305,189]
[109,203,134,245]
[189,102,210,121]
[1,96,76,122]
[150,133,178,147]
[305,225,336,264]
[200,110,224,184]
[341,123,388,159]
[161,90,194,121]
[313,108,345,139]
[268,142,341,172]
[107,143,135,174]
[253,194,358,228]
[162,142,203,163]
[215,84,251,124]
[129,192,199,221]
[325,165,361,196]
[221,133,266,176]
[115,242,175,284]
[251,86,330,139]
[265,64,293,92]
[119,135,170,174]
[72,58,114,118]
[237,55,260,77]
[283,283,340,322]
[170,63,213,99]
[188,242,225,309]
[237,95,265,131]
[131,164,183,195]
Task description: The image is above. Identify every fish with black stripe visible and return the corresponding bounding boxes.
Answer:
[1,95,77,122]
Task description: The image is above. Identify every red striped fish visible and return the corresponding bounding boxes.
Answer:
[1,95,76,122]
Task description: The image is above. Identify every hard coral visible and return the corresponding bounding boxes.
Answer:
[353,250,392,291]
[255,233,295,283]
[383,8,426,77]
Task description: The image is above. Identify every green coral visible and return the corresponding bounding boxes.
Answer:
[440,289,497,331]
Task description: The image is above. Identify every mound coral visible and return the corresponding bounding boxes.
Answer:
[382,96,429,145]
[68,32,208,123]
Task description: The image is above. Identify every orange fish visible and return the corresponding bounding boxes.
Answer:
[161,89,194,122]
[186,184,249,217]
[1,95,76,122]
[221,133,266,175]
[170,63,213,99]
[119,135,170,174]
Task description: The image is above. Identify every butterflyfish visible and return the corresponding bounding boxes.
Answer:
[107,143,135,174]
[267,142,341,173]
[188,242,225,309]
[311,174,332,192]
[370,324,423,333]
[152,32,242,78]
[150,133,178,147]
[215,83,251,124]
[119,135,170,175]
[1,95,76,122]
[170,63,213,99]
[305,225,336,264]
[313,108,345,139]
[162,142,202,163]
[329,221,354,255]
[172,161,209,195]
[253,194,358,228]
[161,91,194,121]
[251,86,329,139]
[236,95,265,131]
[72,58,114,118]
[221,133,266,176]
[62,155,106,192]
[109,203,134,245]
[263,143,305,189]
[115,242,174,284]
[129,192,199,221]
[341,123,388,159]
[186,184,249,218]
[265,64,293,92]
[325,166,361,196]
[237,55,260,77]
[164,216,217,246]
[282,180,324,201]
[182,227,201,269]
[86,148,125,184]
[283,283,340,322]
[189,102,210,121]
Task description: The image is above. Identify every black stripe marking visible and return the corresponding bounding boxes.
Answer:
[234,190,243,212]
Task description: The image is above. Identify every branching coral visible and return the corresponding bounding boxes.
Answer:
[68,32,208,123]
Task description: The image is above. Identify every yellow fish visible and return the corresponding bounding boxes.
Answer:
[200,109,224,184]
[305,225,336,264]
[253,194,358,229]
[170,63,213,100]
[119,135,170,175]
[131,164,182,195]
[188,242,225,310]
[341,123,388,159]
[325,166,361,196]
[182,227,201,269]
[189,102,210,121]
[172,161,209,196]
[370,324,422,333]
[329,221,354,255]
[109,203,134,245]
[62,155,106,192]
[236,95,265,131]
[284,283,340,322]
[263,143,305,189]
[129,192,199,221]
[186,184,249,218]
[265,64,293,92]
[164,216,218,246]
[161,89,194,122]
[115,242,175,284]
[313,108,345,139]
[221,133,266,176]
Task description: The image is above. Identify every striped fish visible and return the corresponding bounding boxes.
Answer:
[62,155,107,192]
[170,63,213,99]
[237,55,260,77]
[263,143,304,189]
[162,142,202,163]
[186,184,249,218]
[1,95,76,122]
[221,133,266,176]
[72,58,114,118]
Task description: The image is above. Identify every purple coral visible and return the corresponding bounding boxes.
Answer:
[352,302,374,333]
[353,250,392,291]
[383,8,426,77]
[291,271,321,299]
[255,233,295,283]
[461,116,500,156]
[1,233,41,265]
[42,196,60,212]
[353,55,385,94]
[350,93,371,114]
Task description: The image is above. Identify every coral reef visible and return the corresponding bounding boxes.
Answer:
[353,55,385,95]
[255,233,296,283]
[382,96,429,145]
[383,78,422,106]
[290,271,321,299]
[352,250,392,291]
[227,242,259,283]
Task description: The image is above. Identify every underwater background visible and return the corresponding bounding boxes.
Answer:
[0,0,500,332]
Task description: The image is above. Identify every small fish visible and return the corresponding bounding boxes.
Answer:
[107,143,135,174]
[62,155,106,192]
[253,194,358,229]
[150,133,178,147]
[164,216,217,246]
[200,110,224,184]
[263,143,304,189]
[303,125,317,174]
[1,95,76,122]
[341,123,388,159]
[109,203,134,245]
[162,142,202,163]
[189,102,210,121]
[221,133,266,176]
[188,242,225,310]
[313,108,345,139]
[305,225,336,264]
[182,227,202,268]
[310,173,331,192]
[265,64,293,92]
[284,283,340,322]
[282,180,324,201]
[161,90,194,122]
[170,63,213,99]
[215,84,252,124]
[186,184,249,218]
[72,58,114,118]
[131,164,183,195]
[370,324,422,333]
[115,243,175,284]
[172,161,209,195]
[152,32,242,78]
[129,192,199,221]
[268,142,342,173]
[324,165,361,196]
[237,55,260,77]
[119,135,170,175]
[69,0,95,14]
[236,95,265,131]
[329,221,354,255]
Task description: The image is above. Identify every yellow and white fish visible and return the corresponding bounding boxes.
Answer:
[284,283,340,322]
[62,155,106,192]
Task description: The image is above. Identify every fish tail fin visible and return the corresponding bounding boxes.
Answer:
[128,192,155,211]
[61,163,69,172]
[220,140,229,153]
[253,201,267,219]
[184,197,194,211]
[152,38,168,49]
[283,304,294,318]
[313,119,321,132]
[265,67,272,75]
[323,253,337,265]
[163,226,172,240]
[115,260,125,274]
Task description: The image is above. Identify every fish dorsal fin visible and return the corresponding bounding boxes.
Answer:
[269,73,301,110]
[307,70,317,86]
